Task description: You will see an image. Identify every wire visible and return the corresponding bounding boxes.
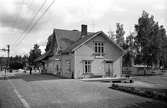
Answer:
[12,0,48,46]
[15,0,55,47]
[12,0,25,31]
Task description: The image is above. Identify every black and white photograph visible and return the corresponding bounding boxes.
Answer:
[0,0,167,108]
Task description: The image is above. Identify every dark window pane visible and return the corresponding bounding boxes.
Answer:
[95,47,97,53]
[85,64,87,73]
[102,47,104,53]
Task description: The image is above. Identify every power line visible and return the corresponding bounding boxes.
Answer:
[10,0,38,56]
[11,0,25,45]
[10,0,25,52]
[15,0,55,47]
[12,0,25,31]
[12,0,48,46]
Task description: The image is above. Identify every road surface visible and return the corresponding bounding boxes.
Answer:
[0,74,167,108]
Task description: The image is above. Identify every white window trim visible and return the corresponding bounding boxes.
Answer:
[83,60,92,73]
[94,41,104,56]
[65,60,71,72]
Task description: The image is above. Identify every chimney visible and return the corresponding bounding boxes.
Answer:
[81,24,87,37]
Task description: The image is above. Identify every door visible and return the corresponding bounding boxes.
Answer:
[65,60,71,73]
[105,63,113,77]
[54,61,61,75]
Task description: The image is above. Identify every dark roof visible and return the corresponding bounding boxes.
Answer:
[35,29,94,62]
[35,28,124,62]
[62,31,101,53]
[54,29,94,51]
[34,50,52,62]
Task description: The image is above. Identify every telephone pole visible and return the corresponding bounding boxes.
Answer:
[0,44,10,80]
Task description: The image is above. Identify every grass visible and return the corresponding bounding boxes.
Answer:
[134,74,167,87]
[111,83,167,102]
[125,101,167,108]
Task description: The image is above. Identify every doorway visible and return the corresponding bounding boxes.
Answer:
[105,62,113,77]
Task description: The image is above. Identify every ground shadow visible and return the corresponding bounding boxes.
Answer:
[125,101,167,108]
[5,74,63,82]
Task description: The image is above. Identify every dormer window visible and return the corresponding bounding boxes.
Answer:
[94,42,104,56]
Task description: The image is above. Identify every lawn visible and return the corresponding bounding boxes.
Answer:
[134,73,167,88]
[110,72,167,103]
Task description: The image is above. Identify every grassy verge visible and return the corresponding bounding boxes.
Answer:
[110,83,167,102]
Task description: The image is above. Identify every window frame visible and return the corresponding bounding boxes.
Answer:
[94,41,104,56]
[83,60,91,73]
[65,60,71,72]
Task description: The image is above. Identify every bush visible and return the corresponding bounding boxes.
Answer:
[112,83,118,88]
[110,85,167,102]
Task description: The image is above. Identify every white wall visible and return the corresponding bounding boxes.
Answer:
[113,56,122,77]
[61,54,74,78]
[74,33,123,78]
[45,57,60,74]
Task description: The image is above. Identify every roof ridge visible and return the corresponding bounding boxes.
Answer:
[53,28,96,34]
[54,28,80,32]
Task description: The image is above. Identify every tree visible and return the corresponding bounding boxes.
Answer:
[9,55,24,70]
[116,23,125,47]
[134,10,167,68]
[108,30,116,42]
[108,23,128,66]
[22,55,29,67]
[123,33,137,66]
[29,44,41,67]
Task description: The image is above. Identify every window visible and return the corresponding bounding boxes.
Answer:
[56,64,59,72]
[94,42,104,56]
[66,60,71,72]
[83,60,91,73]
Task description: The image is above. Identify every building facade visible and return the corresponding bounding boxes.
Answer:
[36,25,124,79]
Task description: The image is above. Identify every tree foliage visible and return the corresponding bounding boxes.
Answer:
[123,33,136,66]
[116,23,125,47]
[108,30,116,42]
[29,44,41,66]
[134,10,167,68]
[108,11,167,68]
[9,55,28,69]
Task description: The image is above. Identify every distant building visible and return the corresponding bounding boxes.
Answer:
[122,65,155,76]
[36,25,124,79]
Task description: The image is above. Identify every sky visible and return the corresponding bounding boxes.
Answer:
[0,0,166,56]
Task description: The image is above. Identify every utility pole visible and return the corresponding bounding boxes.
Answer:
[0,44,10,80]
[7,45,10,68]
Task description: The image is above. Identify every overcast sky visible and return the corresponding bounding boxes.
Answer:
[0,0,166,56]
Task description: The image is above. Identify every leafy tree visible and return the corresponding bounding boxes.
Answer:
[123,33,136,66]
[22,55,29,67]
[134,10,167,68]
[9,55,24,69]
[116,23,125,47]
[108,30,116,42]
[108,23,128,66]
[29,44,41,67]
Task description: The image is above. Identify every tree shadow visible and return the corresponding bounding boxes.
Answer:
[8,74,63,82]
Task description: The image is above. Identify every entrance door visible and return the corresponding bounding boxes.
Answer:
[54,61,61,76]
[105,63,113,77]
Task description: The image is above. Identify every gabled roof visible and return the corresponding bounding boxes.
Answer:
[35,28,124,62]
[62,31,100,53]
[34,50,52,62]
[54,29,94,52]
[63,31,124,53]
[35,29,94,62]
